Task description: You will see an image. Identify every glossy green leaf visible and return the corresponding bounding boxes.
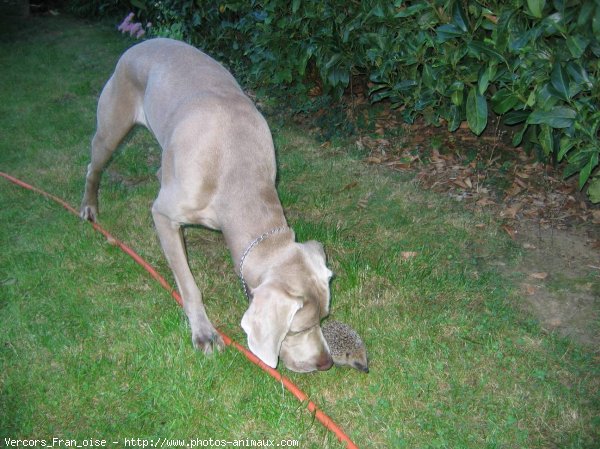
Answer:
[451,90,463,106]
[478,65,497,95]
[324,53,342,70]
[527,107,576,128]
[509,27,543,52]
[449,81,464,106]
[578,1,596,27]
[467,41,507,63]
[563,149,591,178]
[579,152,598,189]
[491,89,520,114]
[568,83,583,99]
[370,90,393,102]
[415,91,436,111]
[393,80,418,91]
[466,87,487,135]
[544,12,566,34]
[372,5,385,18]
[504,110,529,125]
[587,177,600,203]
[297,50,312,76]
[550,63,570,100]
[448,105,462,132]
[526,90,536,108]
[394,3,429,18]
[538,125,553,156]
[566,35,590,59]
[130,0,146,10]
[558,137,576,162]
[494,9,515,52]
[452,2,469,32]
[512,124,528,146]
[536,84,560,111]
[327,66,349,87]
[272,68,292,83]
[436,24,465,42]
[527,0,545,18]
[422,64,435,89]
[566,62,592,89]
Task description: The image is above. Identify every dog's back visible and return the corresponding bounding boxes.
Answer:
[119,38,242,97]
[113,39,255,137]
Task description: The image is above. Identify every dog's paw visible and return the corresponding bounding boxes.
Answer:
[192,330,225,355]
[80,205,98,222]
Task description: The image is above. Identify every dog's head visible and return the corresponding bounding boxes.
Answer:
[240,240,333,372]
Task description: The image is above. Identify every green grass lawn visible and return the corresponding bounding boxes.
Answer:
[1,15,598,449]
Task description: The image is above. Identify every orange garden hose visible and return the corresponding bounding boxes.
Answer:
[1,171,360,449]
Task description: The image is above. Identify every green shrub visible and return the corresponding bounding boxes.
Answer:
[113,0,600,201]
[61,0,129,18]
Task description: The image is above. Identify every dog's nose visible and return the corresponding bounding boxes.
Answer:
[316,353,333,371]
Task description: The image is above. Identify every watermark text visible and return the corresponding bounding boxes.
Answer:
[4,438,300,448]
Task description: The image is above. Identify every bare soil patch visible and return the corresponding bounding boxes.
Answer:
[354,112,600,349]
[512,221,599,348]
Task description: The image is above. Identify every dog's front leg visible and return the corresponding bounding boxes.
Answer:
[152,206,225,354]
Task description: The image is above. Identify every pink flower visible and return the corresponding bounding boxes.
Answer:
[129,22,142,36]
[117,12,135,32]
[117,12,147,40]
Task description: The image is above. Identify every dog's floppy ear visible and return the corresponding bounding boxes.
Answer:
[241,283,302,368]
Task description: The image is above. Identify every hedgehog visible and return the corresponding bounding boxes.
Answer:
[322,320,369,373]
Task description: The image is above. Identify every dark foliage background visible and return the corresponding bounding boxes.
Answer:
[63,0,599,201]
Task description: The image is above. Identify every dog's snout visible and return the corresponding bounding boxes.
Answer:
[316,353,333,371]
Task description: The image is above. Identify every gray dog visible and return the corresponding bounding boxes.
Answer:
[80,38,333,372]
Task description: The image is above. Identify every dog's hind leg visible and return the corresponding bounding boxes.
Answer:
[81,74,138,222]
[151,204,225,354]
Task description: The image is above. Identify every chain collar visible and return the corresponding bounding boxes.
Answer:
[239,226,288,300]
